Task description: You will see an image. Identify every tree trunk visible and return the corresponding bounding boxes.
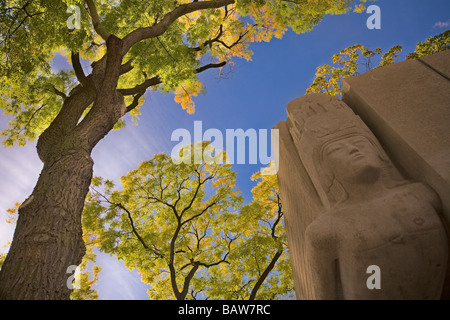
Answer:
[0,35,125,299]
[0,148,93,299]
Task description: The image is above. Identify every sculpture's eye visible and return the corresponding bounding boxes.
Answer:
[324,144,341,157]
[349,137,369,148]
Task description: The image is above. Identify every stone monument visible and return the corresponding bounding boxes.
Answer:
[275,92,449,299]
[342,49,450,298]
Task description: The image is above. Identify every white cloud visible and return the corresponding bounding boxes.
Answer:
[433,20,450,28]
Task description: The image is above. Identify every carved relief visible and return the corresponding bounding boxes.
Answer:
[286,93,448,299]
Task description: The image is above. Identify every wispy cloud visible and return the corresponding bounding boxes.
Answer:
[433,20,450,28]
[95,252,150,299]
[0,142,42,253]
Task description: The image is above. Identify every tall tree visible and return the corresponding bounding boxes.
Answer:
[82,150,292,300]
[83,144,243,300]
[0,0,358,299]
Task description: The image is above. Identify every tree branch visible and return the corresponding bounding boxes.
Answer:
[50,84,67,99]
[191,234,236,268]
[195,61,226,74]
[121,0,235,56]
[120,59,134,75]
[248,249,283,300]
[125,90,146,113]
[89,186,164,259]
[20,103,48,135]
[85,0,111,41]
[168,221,183,299]
[180,262,200,299]
[118,61,226,97]
[118,76,161,96]
[271,194,283,239]
[173,176,191,210]
[71,52,90,87]
[197,258,230,269]
[168,262,181,299]
[191,25,224,51]
[36,83,96,162]
[178,168,216,220]
[247,194,284,299]
[116,203,149,250]
[146,194,179,219]
[179,243,231,300]
[192,25,250,52]
[3,2,45,44]
[181,201,216,227]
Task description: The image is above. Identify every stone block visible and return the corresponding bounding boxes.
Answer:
[273,120,322,299]
[276,93,448,299]
[419,49,450,79]
[342,50,450,298]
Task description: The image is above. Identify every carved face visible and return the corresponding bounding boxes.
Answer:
[322,135,382,184]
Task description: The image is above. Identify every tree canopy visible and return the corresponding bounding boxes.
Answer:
[306,29,450,96]
[79,144,293,300]
[0,0,361,147]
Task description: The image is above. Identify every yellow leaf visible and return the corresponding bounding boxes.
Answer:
[354,4,366,13]
[173,80,203,114]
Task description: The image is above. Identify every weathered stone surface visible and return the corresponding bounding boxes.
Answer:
[273,120,322,299]
[275,93,449,299]
[419,49,450,79]
[342,49,450,298]
[342,52,450,219]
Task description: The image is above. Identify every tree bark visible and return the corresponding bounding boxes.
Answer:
[0,35,125,300]
[0,149,93,299]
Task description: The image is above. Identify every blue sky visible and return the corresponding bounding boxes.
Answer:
[0,0,449,299]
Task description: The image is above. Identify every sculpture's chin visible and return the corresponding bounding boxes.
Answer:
[354,165,381,184]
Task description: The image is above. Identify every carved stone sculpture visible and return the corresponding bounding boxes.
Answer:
[286,93,448,299]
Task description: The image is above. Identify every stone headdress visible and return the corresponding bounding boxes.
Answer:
[286,93,405,209]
